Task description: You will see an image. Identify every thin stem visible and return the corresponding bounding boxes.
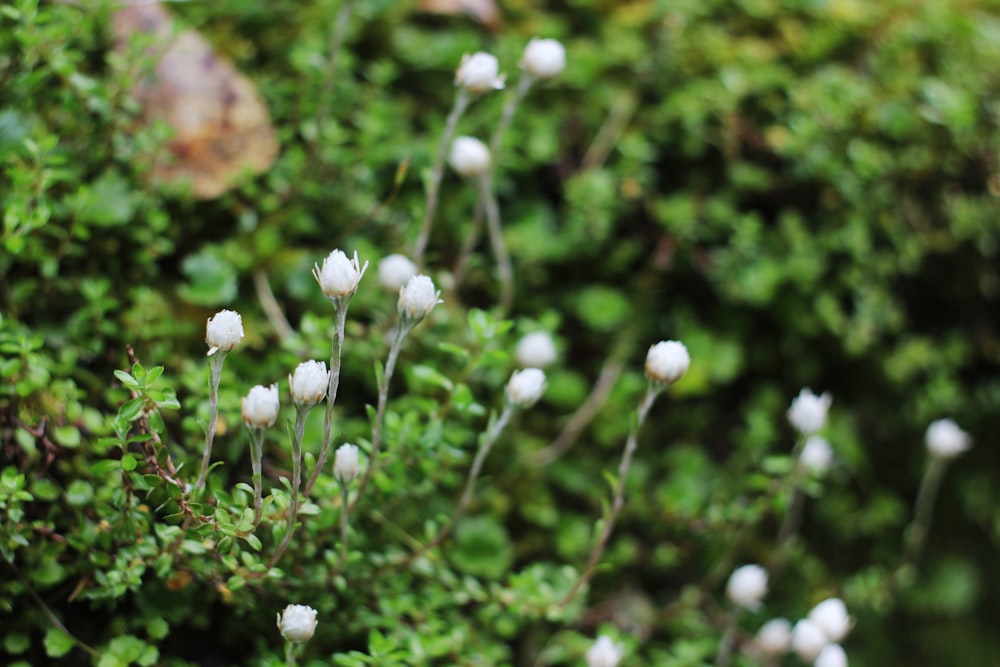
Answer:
[334,481,351,575]
[490,74,534,156]
[902,456,950,568]
[253,269,294,343]
[478,172,513,314]
[451,194,486,286]
[194,352,226,493]
[285,640,296,667]
[557,385,662,608]
[714,606,741,667]
[314,0,355,152]
[269,407,309,569]
[776,437,808,548]
[304,304,348,497]
[248,427,266,527]
[412,90,471,265]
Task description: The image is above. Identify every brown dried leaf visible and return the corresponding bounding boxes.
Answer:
[112,3,278,199]
[418,0,501,30]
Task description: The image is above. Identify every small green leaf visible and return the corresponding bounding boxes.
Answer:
[44,628,75,658]
[242,533,262,551]
[4,632,29,654]
[66,480,94,506]
[120,453,137,471]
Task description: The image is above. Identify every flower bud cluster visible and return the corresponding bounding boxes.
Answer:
[787,597,851,663]
[277,604,317,643]
[289,360,329,408]
[206,309,244,356]
[398,274,441,321]
[242,384,280,429]
[455,52,505,93]
[314,249,367,301]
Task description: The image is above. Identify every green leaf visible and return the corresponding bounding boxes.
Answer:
[90,459,120,475]
[66,480,94,506]
[410,364,454,391]
[4,632,29,654]
[451,516,513,579]
[242,533,262,551]
[178,249,238,306]
[120,453,137,471]
[44,628,75,658]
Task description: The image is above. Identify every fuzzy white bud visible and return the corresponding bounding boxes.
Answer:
[313,249,367,301]
[585,635,624,667]
[814,643,848,667]
[205,309,244,356]
[398,274,440,321]
[448,136,492,178]
[455,52,504,94]
[277,604,317,643]
[726,563,768,610]
[289,360,329,408]
[515,331,558,368]
[645,340,690,384]
[799,435,834,475]
[787,388,832,435]
[925,418,971,460]
[507,368,546,407]
[791,618,828,662]
[754,618,791,657]
[378,254,417,291]
[521,38,566,79]
[242,384,279,429]
[808,598,851,643]
[334,443,360,484]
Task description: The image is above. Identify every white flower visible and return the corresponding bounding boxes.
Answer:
[506,368,546,407]
[289,360,329,407]
[277,604,317,643]
[791,618,828,662]
[799,435,834,475]
[455,52,504,94]
[515,331,558,368]
[644,340,690,384]
[754,618,791,657]
[787,388,832,435]
[808,598,851,643]
[726,563,768,610]
[242,384,279,429]
[378,254,417,291]
[585,635,624,667]
[814,643,848,667]
[448,136,491,178]
[334,443,360,484]
[398,274,440,320]
[313,249,367,300]
[205,309,244,356]
[522,38,566,79]
[925,418,971,459]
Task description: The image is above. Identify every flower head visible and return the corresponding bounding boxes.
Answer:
[645,340,690,384]
[726,563,768,610]
[242,384,279,429]
[808,598,851,643]
[799,435,834,476]
[378,254,417,291]
[277,604,317,643]
[515,331,558,368]
[398,274,440,321]
[791,618,828,662]
[289,360,329,408]
[585,635,624,667]
[754,618,791,657]
[448,136,491,178]
[455,52,504,94]
[814,644,848,667]
[925,418,971,460]
[313,249,367,301]
[787,388,832,435]
[522,38,566,79]
[334,443,360,484]
[507,368,546,407]
[206,309,244,356]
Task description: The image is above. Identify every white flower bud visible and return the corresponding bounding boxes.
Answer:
[289,360,329,407]
[645,340,690,384]
[205,309,244,356]
[521,38,566,79]
[448,136,492,178]
[277,604,317,643]
[754,618,792,657]
[507,368,546,407]
[398,274,440,321]
[925,418,971,460]
[313,249,367,301]
[585,635,624,667]
[791,618,828,662]
[334,443,360,484]
[378,254,417,291]
[799,435,834,475]
[242,384,279,429]
[808,598,851,643]
[726,564,768,610]
[814,643,848,667]
[787,388,832,435]
[515,331,557,368]
[455,51,504,94]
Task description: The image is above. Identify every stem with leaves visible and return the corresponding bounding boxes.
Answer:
[269,407,309,569]
[194,351,226,493]
[248,427,266,527]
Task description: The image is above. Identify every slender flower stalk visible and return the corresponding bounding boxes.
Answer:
[268,406,310,569]
[776,436,808,547]
[478,171,514,313]
[902,455,949,567]
[715,606,741,667]
[243,384,279,526]
[335,478,351,575]
[194,351,226,493]
[491,73,535,156]
[247,427,266,526]
[196,309,244,492]
[304,305,348,497]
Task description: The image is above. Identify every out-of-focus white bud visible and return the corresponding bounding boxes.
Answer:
[814,643,848,667]
[289,360,329,408]
[585,635,624,667]
[334,443,360,484]
[398,274,440,321]
[808,598,851,643]
[277,604,317,643]
[726,564,768,610]
[644,340,690,384]
[754,618,792,657]
[313,249,367,301]
[521,38,566,79]
[507,368,546,407]
[448,136,492,178]
[925,418,971,460]
[799,435,834,475]
[206,309,244,356]
[455,52,504,94]
[791,618,828,662]
[378,254,417,291]
[787,388,832,435]
[242,384,279,429]
[515,331,558,368]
